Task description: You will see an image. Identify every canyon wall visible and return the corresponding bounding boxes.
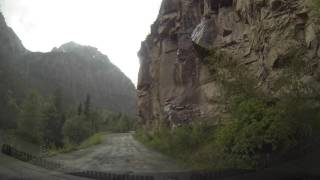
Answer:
[137,0,320,127]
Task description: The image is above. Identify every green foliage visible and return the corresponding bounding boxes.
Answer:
[115,114,133,132]
[48,132,103,156]
[88,110,102,132]
[202,50,226,75]
[42,89,66,147]
[62,115,92,144]
[0,56,24,129]
[312,0,320,14]
[137,92,320,169]
[77,103,83,116]
[84,94,91,117]
[3,84,136,155]
[101,112,135,133]
[135,123,214,169]
[204,49,320,167]
[137,48,320,170]
[204,50,260,99]
[17,90,44,144]
[0,93,20,129]
[78,132,103,149]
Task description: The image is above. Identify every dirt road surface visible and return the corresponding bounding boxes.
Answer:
[50,133,189,173]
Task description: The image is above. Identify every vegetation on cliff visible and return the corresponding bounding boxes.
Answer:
[136,48,320,170]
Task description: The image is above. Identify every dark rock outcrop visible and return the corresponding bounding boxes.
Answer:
[138,0,320,127]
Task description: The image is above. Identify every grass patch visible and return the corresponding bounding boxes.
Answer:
[78,132,103,149]
[48,132,103,156]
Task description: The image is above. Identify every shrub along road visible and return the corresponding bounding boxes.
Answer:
[49,133,189,173]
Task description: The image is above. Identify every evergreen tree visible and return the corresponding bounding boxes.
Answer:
[17,90,44,143]
[43,88,65,147]
[89,110,102,132]
[54,88,63,113]
[0,55,23,129]
[84,94,91,117]
[0,92,19,129]
[43,102,59,146]
[84,94,96,132]
[78,103,83,116]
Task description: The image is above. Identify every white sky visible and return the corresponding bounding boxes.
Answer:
[0,0,162,85]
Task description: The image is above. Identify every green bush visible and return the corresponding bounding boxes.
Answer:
[312,0,320,14]
[78,132,103,149]
[48,132,103,156]
[136,93,320,170]
[62,115,92,144]
[211,95,320,168]
[135,123,215,168]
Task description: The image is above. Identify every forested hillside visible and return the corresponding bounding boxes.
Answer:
[0,12,137,149]
[0,12,136,127]
[16,41,136,114]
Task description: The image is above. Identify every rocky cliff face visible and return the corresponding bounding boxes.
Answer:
[138,0,320,127]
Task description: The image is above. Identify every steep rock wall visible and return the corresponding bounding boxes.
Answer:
[138,0,320,127]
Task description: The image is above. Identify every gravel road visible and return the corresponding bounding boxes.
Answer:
[50,133,189,173]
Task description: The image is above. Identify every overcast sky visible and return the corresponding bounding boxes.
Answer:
[0,0,162,85]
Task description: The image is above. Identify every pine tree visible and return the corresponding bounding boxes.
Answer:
[43,88,65,147]
[17,90,44,143]
[54,88,63,113]
[43,103,59,146]
[84,94,95,133]
[84,94,91,117]
[78,103,83,116]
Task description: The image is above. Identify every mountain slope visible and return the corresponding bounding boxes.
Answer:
[0,13,26,56]
[16,42,137,114]
[0,13,27,128]
[0,12,136,116]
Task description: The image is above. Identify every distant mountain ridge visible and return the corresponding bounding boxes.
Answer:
[0,13,27,56]
[0,12,136,115]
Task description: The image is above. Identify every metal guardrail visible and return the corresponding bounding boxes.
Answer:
[2,144,62,171]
